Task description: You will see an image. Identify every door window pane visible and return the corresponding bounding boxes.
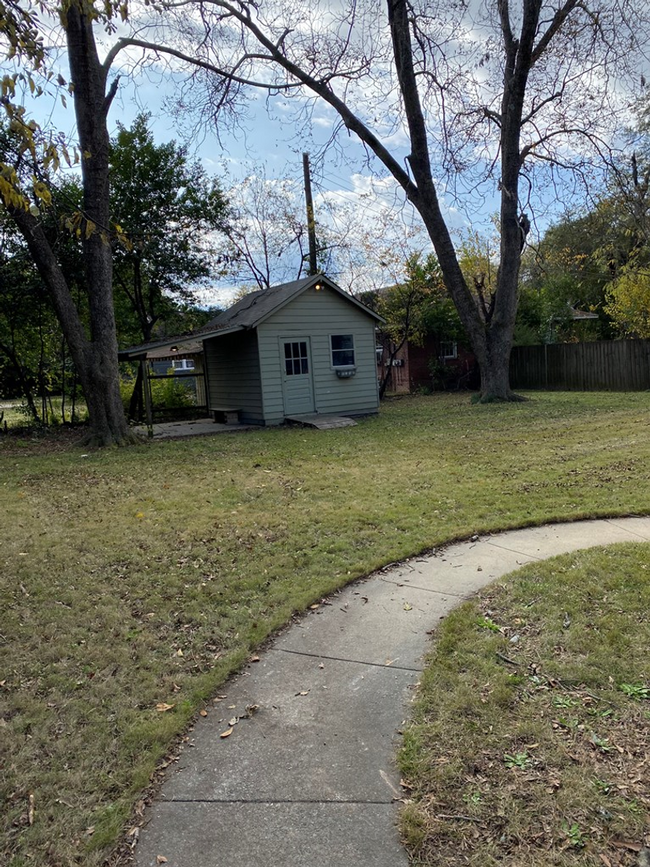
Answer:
[284,341,309,376]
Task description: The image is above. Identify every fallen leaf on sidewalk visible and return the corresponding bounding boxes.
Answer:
[295,690,310,696]
[220,727,233,739]
[403,602,412,611]
[156,857,168,864]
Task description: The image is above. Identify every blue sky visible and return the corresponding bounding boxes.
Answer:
[15,34,482,305]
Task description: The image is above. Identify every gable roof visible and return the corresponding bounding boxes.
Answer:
[200,274,382,333]
[118,274,382,360]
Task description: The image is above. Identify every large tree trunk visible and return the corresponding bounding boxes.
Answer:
[64,0,134,444]
[6,0,135,445]
[386,0,520,401]
[386,0,538,401]
[8,204,135,444]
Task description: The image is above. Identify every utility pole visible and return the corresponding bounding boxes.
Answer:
[303,152,318,276]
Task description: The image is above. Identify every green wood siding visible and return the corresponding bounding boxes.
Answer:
[257,284,379,423]
[204,331,264,424]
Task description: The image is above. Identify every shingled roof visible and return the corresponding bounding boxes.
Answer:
[199,274,381,332]
[119,275,381,360]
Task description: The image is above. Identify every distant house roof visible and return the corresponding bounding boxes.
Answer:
[119,275,382,361]
[569,306,599,321]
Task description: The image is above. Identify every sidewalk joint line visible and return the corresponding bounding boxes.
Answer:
[604,519,650,540]
[484,541,544,560]
[378,577,467,598]
[274,647,422,672]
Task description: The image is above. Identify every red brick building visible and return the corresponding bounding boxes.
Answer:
[377,336,477,393]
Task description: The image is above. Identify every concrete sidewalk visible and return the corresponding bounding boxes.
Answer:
[135,517,650,867]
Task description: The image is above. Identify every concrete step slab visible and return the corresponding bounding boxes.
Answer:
[276,579,463,668]
[161,652,415,803]
[383,540,538,597]
[285,414,357,429]
[602,515,650,540]
[480,518,649,559]
[137,801,409,867]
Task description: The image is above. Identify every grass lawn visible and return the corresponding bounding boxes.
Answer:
[1,391,650,866]
[1,398,87,429]
[0,401,29,428]
[400,543,650,866]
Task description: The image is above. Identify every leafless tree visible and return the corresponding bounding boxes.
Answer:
[122,0,648,399]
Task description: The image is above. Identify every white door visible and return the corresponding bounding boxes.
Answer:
[281,338,315,415]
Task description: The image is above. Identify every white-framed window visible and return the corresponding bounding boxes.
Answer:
[331,334,355,367]
[440,341,458,360]
[172,358,195,371]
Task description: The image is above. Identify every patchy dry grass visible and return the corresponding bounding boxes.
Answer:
[400,543,650,867]
[1,391,650,866]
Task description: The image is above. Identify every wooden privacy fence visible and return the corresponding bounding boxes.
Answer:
[510,340,650,391]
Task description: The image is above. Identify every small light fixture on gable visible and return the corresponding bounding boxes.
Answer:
[314,281,324,291]
[170,345,179,352]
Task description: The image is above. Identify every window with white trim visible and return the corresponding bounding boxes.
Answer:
[172,358,195,370]
[440,341,458,360]
[331,334,355,367]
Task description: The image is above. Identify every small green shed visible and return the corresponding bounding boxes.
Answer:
[200,275,382,425]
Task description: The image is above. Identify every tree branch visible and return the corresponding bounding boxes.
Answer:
[531,0,581,65]
[105,37,302,91]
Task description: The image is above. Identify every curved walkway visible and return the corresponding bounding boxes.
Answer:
[135,517,650,867]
